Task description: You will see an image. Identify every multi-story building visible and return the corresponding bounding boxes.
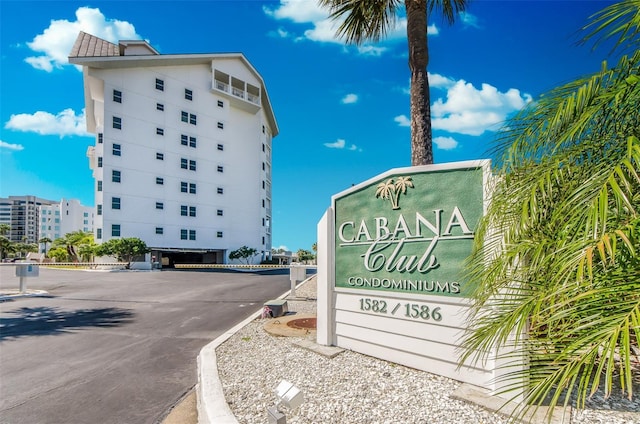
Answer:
[39,198,95,249]
[68,32,278,265]
[0,196,57,244]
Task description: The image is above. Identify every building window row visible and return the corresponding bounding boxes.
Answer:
[181,182,197,194]
[181,111,197,125]
[181,134,197,148]
[180,205,197,217]
[180,158,197,171]
[181,229,196,240]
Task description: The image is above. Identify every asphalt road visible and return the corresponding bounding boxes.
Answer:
[0,266,292,424]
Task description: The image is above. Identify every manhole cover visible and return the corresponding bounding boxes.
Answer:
[286,317,317,330]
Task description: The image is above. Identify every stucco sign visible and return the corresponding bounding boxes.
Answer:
[317,160,509,390]
[334,163,484,298]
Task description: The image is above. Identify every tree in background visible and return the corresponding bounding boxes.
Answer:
[229,246,259,266]
[52,231,94,262]
[297,249,316,264]
[462,1,639,419]
[318,0,468,165]
[38,237,52,255]
[0,236,14,261]
[47,246,69,262]
[94,237,149,268]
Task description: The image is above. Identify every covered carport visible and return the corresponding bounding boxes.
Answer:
[151,248,226,268]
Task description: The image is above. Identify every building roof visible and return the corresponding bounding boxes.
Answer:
[69,31,120,58]
[68,32,278,137]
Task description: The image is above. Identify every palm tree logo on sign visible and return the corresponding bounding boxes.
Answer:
[375,176,414,210]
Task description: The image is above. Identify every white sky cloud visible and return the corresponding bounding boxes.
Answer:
[5,108,90,137]
[324,138,359,151]
[459,12,481,29]
[433,136,459,150]
[265,1,425,55]
[431,80,532,135]
[394,115,410,127]
[341,93,358,104]
[25,7,140,72]
[0,140,25,151]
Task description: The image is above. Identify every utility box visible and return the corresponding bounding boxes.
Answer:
[263,299,288,318]
[15,263,39,277]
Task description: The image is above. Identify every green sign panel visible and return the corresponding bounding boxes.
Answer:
[333,163,485,298]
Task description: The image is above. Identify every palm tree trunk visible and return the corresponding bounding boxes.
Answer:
[406,0,433,165]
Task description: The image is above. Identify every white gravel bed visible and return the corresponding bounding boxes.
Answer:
[215,277,639,424]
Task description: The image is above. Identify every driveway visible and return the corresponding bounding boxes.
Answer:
[0,266,291,424]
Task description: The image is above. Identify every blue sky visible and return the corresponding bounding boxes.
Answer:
[0,0,615,252]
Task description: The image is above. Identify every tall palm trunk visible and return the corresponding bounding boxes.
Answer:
[406,0,433,165]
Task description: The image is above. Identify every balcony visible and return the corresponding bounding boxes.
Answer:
[212,69,261,114]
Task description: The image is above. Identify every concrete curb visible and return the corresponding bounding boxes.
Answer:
[196,275,315,424]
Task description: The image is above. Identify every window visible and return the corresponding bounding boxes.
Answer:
[112,170,121,183]
[217,209,223,216]
[217,231,223,238]
[262,199,265,207]
[262,162,265,170]
[189,183,196,194]
[217,187,224,194]
[98,133,103,144]
[181,134,198,148]
[156,78,164,91]
[189,230,196,240]
[262,218,265,226]
[180,182,196,194]
[181,158,188,169]
[112,197,121,210]
[113,116,122,129]
[181,182,188,193]
[180,229,188,240]
[156,128,164,136]
[113,89,122,103]
[112,224,121,237]
[156,152,164,160]
[180,205,188,216]
[97,204,102,215]
[262,236,265,245]
[181,111,188,123]
[97,157,103,167]
[262,180,265,189]
[156,227,164,235]
[217,144,224,151]
[113,144,121,156]
[189,206,196,217]
[262,125,265,134]
[217,166,223,173]
[97,180,102,191]
[217,100,224,108]
[156,202,164,210]
[190,114,197,125]
[156,177,164,185]
[97,228,102,239]
[189,160,196,171]
[262,143,265,152]
[157,103,164,111]
[185,89,193,101]
[217,122,224,129]
[189,136,196,148]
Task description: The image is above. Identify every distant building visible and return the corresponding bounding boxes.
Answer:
[39,198,95,251]
[0,195,57,244]
[68,32,278,265]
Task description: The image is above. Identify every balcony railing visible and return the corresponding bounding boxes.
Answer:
[215,80,229,92]
[213,79,260,106]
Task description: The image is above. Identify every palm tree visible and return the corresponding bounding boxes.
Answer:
[38,237,52,255]
[375,178,397,208]
[393,176,414,208]
[462,1,640,420]
[0,223,10,237]
[318,0,468,165]
[0,236,13,261]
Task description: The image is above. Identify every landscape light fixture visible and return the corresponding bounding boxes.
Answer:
[267,380,304,424]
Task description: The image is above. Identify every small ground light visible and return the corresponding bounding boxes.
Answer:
[267,380,304,424]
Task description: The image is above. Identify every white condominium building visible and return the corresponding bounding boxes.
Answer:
[39,198,95,246]
[68,32,278,265]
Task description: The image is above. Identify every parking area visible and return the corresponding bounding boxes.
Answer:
[0,266,291,424]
